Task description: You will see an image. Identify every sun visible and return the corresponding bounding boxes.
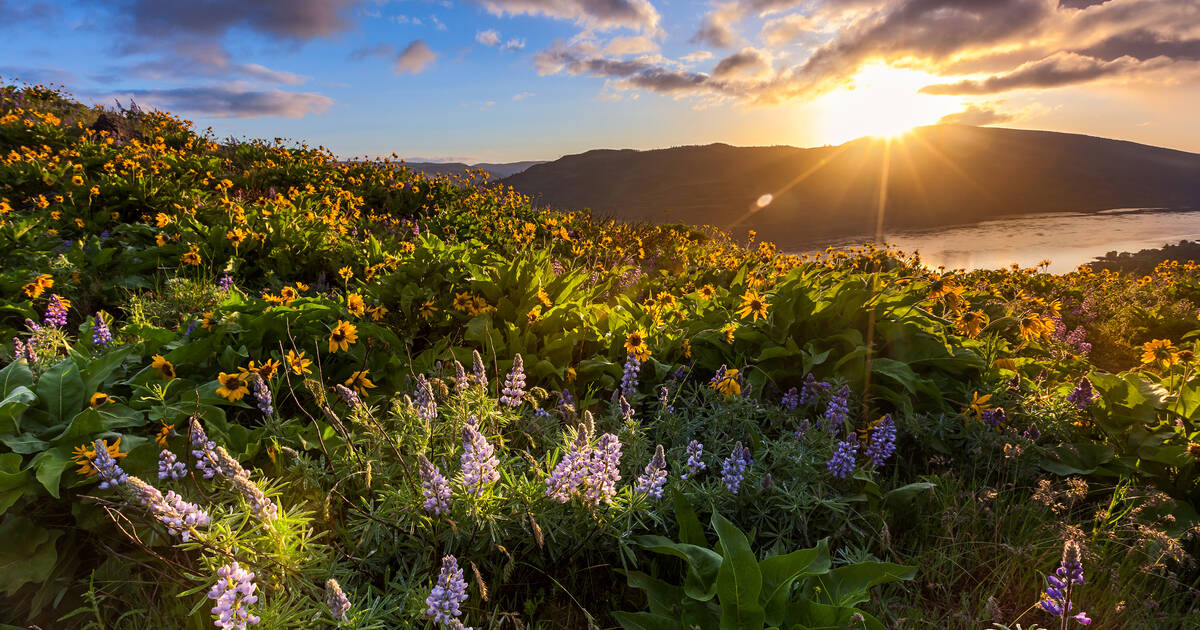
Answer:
[813,63,965,145]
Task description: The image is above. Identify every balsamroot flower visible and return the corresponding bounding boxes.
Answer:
[620,354,640,397]
[158,449,186,480]
[460,421,499,497]
[418,454,453,516]
[864,414,897,468]
[681,440,706,480]
[92,313,112,346]
[1067,377,1095,410]
[499,354,525,407]
[425,555,469,627]
[325,578,351,621]
[1038,539,1091,625]
[125,476,211,541]
[415,374,438,421]
[208,561,260,630]
[827,435,858,479]
[721,442,752,494]
[90,438,128,489]
[634,444,668,499]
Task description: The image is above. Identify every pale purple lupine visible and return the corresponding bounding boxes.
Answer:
[781,387,799,411]
[335,384,362,408]
[864,414,897,468]
[471,350,487,388]
[823,385,851,433]
[558,389,575,413]
[798,373,831,406]
[326,579,351,621]
[415,374,438,421]
[90,438,128,489]
[619,395,634,420]
[425,555,469,627]
[582,433,622,506]
[190,418,222,479]
[158,449,186,480]
[826,435,858,479]
[12,337,25,360]
[1066,326,1091,356]
[218,273,234,292]
[92,313,113,346]
[499,354,525,407]
[545,425,593,503]
[620,354,640,397]
[214,447,278,522]
[658,386,674,414]
[208,561,260,630]
[126,476,211,541]
[44,294,68,328]
[681,440,706,480]
[1066,377,1094,410]
[721,442,752,494]
[453,360,469,394]
[634,444,668,499]
[249,373,273,417]
[1038,540,1091,625]
[460,421,500,497]
[418,453,453,516]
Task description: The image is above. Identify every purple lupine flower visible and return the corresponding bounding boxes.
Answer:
[794,419,810,439]
[864,414,897,468]
[158,449,186,480]
[1024,423,1041,441]
[822,385,851,434]
[335,384,362,408]
[212,447,278,522]
[25,339,38,363]
[453,360,468,394]
[620,354,640,397]
[781,387,799,411]
[558,388,575,413]
[681,440,706,480]
[92,313,113,346]
[826,435,858,479]
[534,407,552,419]
[326,579,351,622]
[798,373,831,406]
[44,294,68,328]
[126,476,211,541]
[1038,540,1090,624]
[190,418,222,479]
[634,444,668,499]
[249,373,273,417]
[208,561,260,629]
[619,395,634,420]
[710,364,727,388]
[418,454,453,516]
[981,407,1007,428]
[1066,326,1091,356]
[461,421,499,497]
[658,385,674,414]
[185,319,199,336]
[218,273,234,292]
[12,337,25,360]
[499,354,525,407]
[720,442,751,494]
[415,374,437,421]
[1066,377,1094,410]
[90,438,128,489]
[582,433,622,506]
[471,350,487,389]
[545,424,593,503]
[425,555,469,626]
[670,365,688,381]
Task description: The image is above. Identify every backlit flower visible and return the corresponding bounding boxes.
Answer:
[286,350,312,375]
[1141,339,1178,368]
[344,370,375,396]
[328,320,358,353]
[151,354,176,380]
[736,290,769,322]
[216,372,250,401]
[624,330,651,362]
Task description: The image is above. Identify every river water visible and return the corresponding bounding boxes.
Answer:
[808,208,1200,273]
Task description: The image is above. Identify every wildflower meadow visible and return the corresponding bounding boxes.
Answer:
[1,82,1198,629]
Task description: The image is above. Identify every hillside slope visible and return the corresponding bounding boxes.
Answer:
[503,126,1200,246]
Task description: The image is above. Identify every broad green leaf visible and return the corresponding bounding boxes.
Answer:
[809,562,915,608]
[673,490,707,547]
[635,535,723,601]
[611,611,680,630]
[624,570,686,618]
[0,359,34,399]
[760,539,830,626]
[0,515,62,595]
[80,345,136,396]
[712,513,765,630]
[35,359,86,425]
[31,447,74,499]
[0,385,36,435]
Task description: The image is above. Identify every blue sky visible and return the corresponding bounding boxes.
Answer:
[2,0,1198,162]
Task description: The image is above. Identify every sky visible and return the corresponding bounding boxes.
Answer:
[1,0,1198,163]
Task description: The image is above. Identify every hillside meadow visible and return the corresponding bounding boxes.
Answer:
[1,83,1198,629]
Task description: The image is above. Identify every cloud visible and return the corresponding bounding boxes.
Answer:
[712,48,772,81]
[938,104,1016,126]
[121,0,362,41]
[503,38,527,51]
[103,84,333,118]
[471,0,661,33]
[0,0,57,24]
[691,2,742,48]
[681,51,714,64]
[1076,30,1200,62]
[477,29,502,46]
[395,40,437,74]
[760,14,819,46]
[349,43,396,60]
[513,91,535,100]
[605,35,659,55]
[920,52,1148,94]
[0,65,78,86]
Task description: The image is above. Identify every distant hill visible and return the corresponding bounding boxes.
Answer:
[405,160,543,180]
[502,126,1200,248]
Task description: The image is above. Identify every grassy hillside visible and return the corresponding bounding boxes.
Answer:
[1,83,1199,629]
[503,127,1200,247]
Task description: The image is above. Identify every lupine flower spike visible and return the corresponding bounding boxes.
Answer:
[635,444,668,499]
[208,561,260,630]
[461,420,500,497]
[426,555,471,628]
[418,453,453,515]
[682,440,706,480]
[92,313,113,346]
[325,578,352,622]
[1038,539,1091,626]
[721,442,752,494]
[499,354,525,407]
[827,435,858,479]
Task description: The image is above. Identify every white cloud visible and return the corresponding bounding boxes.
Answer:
[477,29,501,46]
[395,40,437,74]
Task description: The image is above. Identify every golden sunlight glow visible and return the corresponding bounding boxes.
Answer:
[813,63,965,145]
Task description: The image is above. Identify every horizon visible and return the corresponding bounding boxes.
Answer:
[2,1,1199,162]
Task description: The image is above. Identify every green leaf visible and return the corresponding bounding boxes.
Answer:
[31,447,74,499]
[0,359,34,399]
[80,345,135,397]
[759,539,830,626]
[35,359,86,425]
[0,385,37,435]
[712,513,765,630]
[810,562,916,608]
[624,570,686,618]
[635,536,723,602]
[0,515,62,595]
[882,482,936,511]
[611,611,681,630]
[674,490,707,547]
